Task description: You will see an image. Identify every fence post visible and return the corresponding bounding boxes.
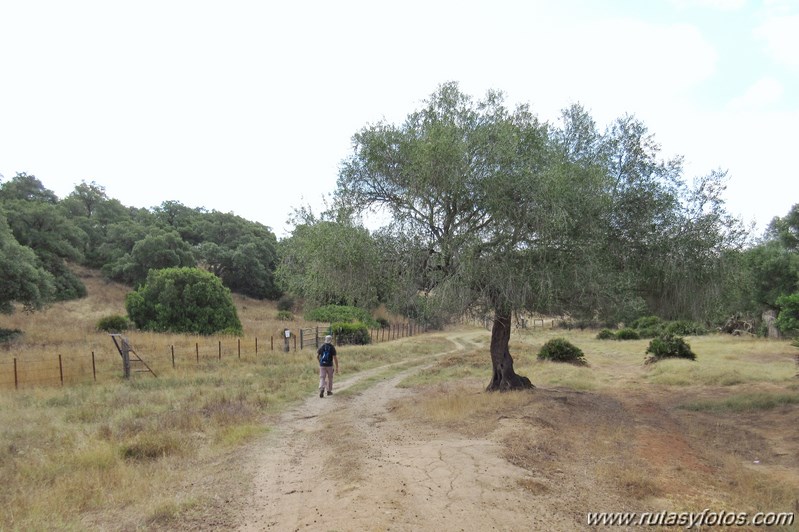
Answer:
[92,351,96,382]
[300,329,304,350]
[238,338,241,359]
[171,345,175,369]
[256,337,258,355]
[59,354,64,386]
[196,343,199,363]
[14,357,18,389]
[271,336,274,351]
[218,341,222,360]
[294,334,297,351]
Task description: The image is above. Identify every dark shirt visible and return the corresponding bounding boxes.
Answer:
[317,342,337,367]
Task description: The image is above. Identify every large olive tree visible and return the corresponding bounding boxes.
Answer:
[336,82,741,391]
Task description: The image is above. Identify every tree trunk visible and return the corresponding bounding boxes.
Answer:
[486,308,534,392]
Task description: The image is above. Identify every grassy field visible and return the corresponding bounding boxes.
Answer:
[1,267,798,529]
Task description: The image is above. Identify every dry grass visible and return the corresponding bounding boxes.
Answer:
[0,267,438,530]
[394,326,799,524]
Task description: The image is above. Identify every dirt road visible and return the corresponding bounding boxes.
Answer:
[233,333,572,531]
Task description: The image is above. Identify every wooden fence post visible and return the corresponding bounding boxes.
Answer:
[196,343,199,363]
[171,345,175,369]
[218,341,222,360]
[58,354,63,386]
[92,351,96,382]
[238,338,241,359]
[14,357,18,389]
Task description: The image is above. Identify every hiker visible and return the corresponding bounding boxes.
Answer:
[317,335,338,397]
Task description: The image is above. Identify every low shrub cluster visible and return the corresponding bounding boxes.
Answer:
[537,338,587,365]
[596,315,708,340]
[0,328,23,343]
[305,305,378,328]
[96,314,129,333]
[645,333,697,363]
[331,321,371,345]
[276,310,293,321]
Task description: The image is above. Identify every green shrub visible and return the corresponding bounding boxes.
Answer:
[645,333,697,362]
[664,320,708,336]
[596,329,616,340]
[331,321,371,345]
[537,338,586,365]
[0,328,22,343]
[125,267,242,335]
[376,317,390,329]
[276,294,295,312]
[631,315,663,330]
[96,314,129,333]
[776,293,799,336]
[305,305,378,328]
[276,310,293,321]
[615,328,641,340]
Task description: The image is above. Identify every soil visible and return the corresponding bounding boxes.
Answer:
[171,331,799,532]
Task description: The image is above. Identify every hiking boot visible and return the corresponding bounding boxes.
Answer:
[319,389,324,398]
[326,390,332,396]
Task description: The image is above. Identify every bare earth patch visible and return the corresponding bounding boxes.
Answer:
[167,332,798,531]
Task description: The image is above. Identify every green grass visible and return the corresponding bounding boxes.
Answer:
[680,392,799,412]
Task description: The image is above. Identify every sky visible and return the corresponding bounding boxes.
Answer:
[1,0,797,238]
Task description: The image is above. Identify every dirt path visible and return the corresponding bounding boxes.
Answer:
[234,332,568,532]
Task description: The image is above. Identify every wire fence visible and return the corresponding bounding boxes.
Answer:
[0,323,426,390]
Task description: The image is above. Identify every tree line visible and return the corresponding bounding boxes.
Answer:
[2,82,798,389]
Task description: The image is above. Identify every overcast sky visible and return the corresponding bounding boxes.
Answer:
[1,0,797,237]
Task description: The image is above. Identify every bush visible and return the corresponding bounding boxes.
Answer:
[596,329,616,340]
[645,333,697,363]
[276,294,295,312]
[376,317,390,329]
[331,321,371,345]
[615,328,641,340]
[664,320,708,336]
[0,328,22,343]
[776,293,799,336]
[305,305,378,328]
[96,315,129,333]
[276,310,293,321]
[631,315,663,330]
[537,338,586,365]
[125,267,242,335]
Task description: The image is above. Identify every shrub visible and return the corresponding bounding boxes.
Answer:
[776,293,799,336]
[376,317,390,329]
[664,320,708,336]
[537,338,586,365]
[0,328,22,343]
[306,305,378,328]
[276,310,293,321]
[331,321,371,345]
[125,267,242,335]
[615,328,641,340]
[276,294,295,312]
[631,315,663,330]
[596,329,616,340]
[645,333,697,363]
[96,314,129,333]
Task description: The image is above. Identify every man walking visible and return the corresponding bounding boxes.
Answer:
[317,335,338,397]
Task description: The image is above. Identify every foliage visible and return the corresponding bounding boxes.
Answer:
[537,338,587,365]
[615,328,641,340]
[276,310,293,321]
[277,218,381,308]
[305,304,377,327]
[645,333,697,362]
[96,315,130,333]
[125,267,242,335]
[631,315,663,330]
[103,229,196,287]
[596,329,616,340]
[664,320,708,336]
[0,328,23,342]
[775,293,799,336]
[331,321,371,345]
[0,210,55,313]
[276,294,295,312]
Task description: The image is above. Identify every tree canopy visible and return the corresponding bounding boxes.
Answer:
[336,82,744,390]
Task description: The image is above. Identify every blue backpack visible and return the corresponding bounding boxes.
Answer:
[319,344,333,366]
